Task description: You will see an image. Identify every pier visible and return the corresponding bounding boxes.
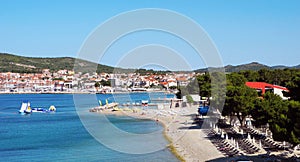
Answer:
[89,103,119,112]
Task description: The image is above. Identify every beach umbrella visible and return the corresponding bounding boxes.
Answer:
[259,140,262,149]
[295,145,299,151]
[247,133,251,140]
[221,131,224,138]
[98,100,102,106]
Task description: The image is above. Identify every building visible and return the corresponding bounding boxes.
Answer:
[245,82,289,100]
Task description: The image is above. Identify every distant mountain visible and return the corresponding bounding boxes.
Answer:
[0,53,169,74]
[194,62,300,73]
[225,62,270,72]
[271,65,289,69]
[292,64,300,69]
[1,53,299,74]
[0,53,116,73]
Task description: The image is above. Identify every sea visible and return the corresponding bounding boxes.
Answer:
[0,93,179,162]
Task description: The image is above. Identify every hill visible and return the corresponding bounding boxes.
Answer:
[1,53,299,74]
[0,53,116,73]
[0,53,170,74]
[225,62,270,72]
[194,62,300,73]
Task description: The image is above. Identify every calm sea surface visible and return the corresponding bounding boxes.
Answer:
[0,93,178,162]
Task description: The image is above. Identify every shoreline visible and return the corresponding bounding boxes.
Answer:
[93,106,225,161]
[0,91,171,95]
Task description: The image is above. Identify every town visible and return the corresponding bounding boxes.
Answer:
[0,69,195,93]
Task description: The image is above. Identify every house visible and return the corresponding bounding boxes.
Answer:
[245,82,289,100]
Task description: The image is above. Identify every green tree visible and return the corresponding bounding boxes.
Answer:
[169,86,178,90]
[239,70,259,82]
[258,68,274,84]
[227,72,247,86]
[210,72,227,112]
[100,79,111,86]
[175,88,182,99]
[186,95,194,104]
[223,85,258,127]
[251,93,290,142]
[185,78,200,95]
[287,101,300,146]
[286,74,300,101]
[196,73,211,97]
[95,82,100,92]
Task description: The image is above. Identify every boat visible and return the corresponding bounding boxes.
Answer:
[19,101,32,114]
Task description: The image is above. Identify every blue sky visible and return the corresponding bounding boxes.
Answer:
[1,0,300,70]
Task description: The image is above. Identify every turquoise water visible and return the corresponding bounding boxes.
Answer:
[0,93,178,162]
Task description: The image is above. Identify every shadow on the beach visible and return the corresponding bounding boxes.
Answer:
[182,114,196,117]
[177,118,205,130]
[178,125,202,130]
[206,154,299,162]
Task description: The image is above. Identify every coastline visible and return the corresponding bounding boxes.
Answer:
[93,106,224,161]
[0,90,170,95]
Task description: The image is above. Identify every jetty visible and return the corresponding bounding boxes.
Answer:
[89,102,119,112]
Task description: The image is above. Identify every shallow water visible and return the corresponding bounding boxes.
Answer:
[0,93,178,161]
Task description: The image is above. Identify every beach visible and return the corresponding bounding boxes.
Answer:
[94,106,225,162]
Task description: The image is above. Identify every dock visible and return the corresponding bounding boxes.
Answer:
[89,103,119,112]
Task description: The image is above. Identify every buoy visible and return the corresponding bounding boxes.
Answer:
[49,105,56,112]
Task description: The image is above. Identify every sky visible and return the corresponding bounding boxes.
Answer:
[1,0,300,70]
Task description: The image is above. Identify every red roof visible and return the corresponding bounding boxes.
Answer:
[160,82,168,85]
[245,82,289,94]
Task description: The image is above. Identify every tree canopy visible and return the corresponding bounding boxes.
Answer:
[223,85,258,126]
[184,68,300,146]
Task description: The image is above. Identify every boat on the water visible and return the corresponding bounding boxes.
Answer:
[19,101,56,114]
